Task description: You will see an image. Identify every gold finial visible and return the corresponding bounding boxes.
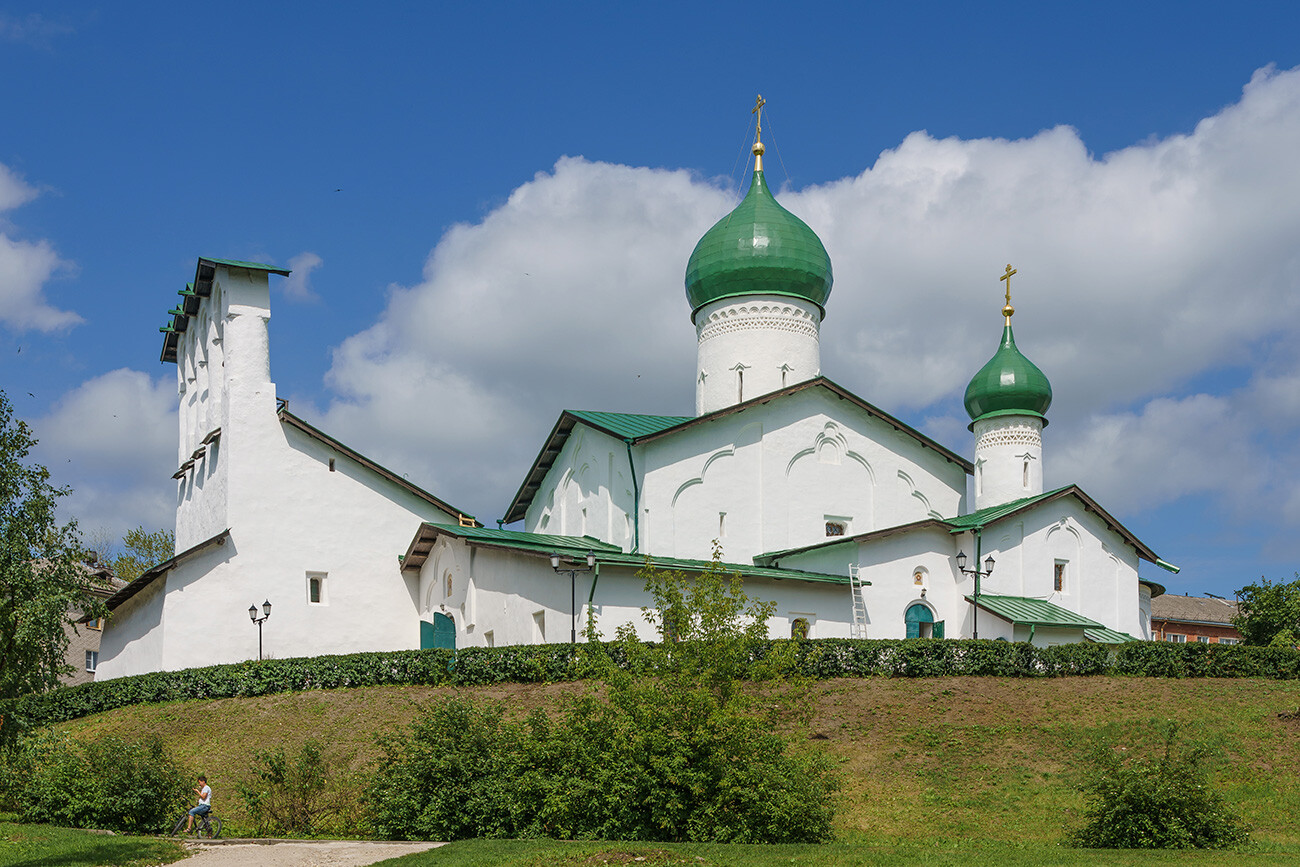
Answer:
[999,263,1017,321]
[752,94,766,170]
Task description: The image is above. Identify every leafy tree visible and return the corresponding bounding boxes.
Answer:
[367,546,839,843]
[1232,574,1300,647]
[0,390,102,741]
[1069,721,1249,850]
[108,525,175,582]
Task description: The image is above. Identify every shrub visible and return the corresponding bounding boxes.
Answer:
[5,731,191,833]
[237,739,355,837]
[1069,721,1250,850]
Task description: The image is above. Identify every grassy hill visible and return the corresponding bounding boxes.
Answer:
[54,676,1300,848]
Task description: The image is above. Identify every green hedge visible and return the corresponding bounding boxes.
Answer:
[19,639,1300,728]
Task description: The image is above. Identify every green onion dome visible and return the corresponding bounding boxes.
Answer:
[684,169,833,319]
[964,324,1053,426]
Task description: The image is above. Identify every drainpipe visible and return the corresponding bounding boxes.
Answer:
[624,440,640,553]
[585,562,601,641]
[973,528,983,640]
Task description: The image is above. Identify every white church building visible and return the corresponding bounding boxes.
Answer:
[97,125,1175,678]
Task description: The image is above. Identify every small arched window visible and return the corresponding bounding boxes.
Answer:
[444,572,453,598]
[791,617,810,640]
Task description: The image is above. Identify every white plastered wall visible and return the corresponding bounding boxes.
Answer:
[524,426,637,551]
[972,414,1044,510]
[694,295,821,415]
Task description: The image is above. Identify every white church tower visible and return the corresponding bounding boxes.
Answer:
[163,258,289,550]
[963,265,1054,510]
[684,97,833,415]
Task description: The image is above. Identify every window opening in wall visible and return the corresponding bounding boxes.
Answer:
[975,464,983,497]
[329,458,336,472]
[791,617,810,639]
[1197,636,1211,643]
[445,572,453,598]
[719,512,726,538]
[825,521,846,537]
[85,650,98,672]
[307,572,327,605]
[484,630,495,648]
[1165,633,1186,643]
[87,617,104,631]
[1053,561,1066,593]
[737,367,744,403]
[1219,637,1239,645]
[532,610,546,643]
[1023,458,1029,488]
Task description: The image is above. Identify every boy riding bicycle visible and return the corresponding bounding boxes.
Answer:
[185,775,212,832]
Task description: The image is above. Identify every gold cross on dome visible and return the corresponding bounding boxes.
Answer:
[999,264,1017,319]
[752,94,766,143]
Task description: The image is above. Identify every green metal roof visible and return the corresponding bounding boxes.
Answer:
[200,256,293,276]
[684,169,832,318]
[1084,626,1139,644]
[967,594,1104,629]
[943,486,1074,531]
[964,323,1052,427]
[567,410,692,440]
[402,523,852,586]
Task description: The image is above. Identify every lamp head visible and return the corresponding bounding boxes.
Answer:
[955,550,968,571]
[984,555,995,575]
[586,551,595,568]
[550,553,560,570]
[248,604,257,622]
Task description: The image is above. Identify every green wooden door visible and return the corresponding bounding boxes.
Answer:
[905,603,934,639]
[420,613,456,650]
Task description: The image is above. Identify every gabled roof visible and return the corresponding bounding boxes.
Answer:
[278,408,477,526]
[503,377,972,525]
[968,594,1104,629]
[756,484,1177,577]
[105,529,231,612]
[503,410,690,525]
[161,257,292,363]
[401,523,856,587]
[1151,594,1238,626]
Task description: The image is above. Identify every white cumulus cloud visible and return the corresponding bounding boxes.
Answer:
[0,162,80,332]
[282,252,323,301]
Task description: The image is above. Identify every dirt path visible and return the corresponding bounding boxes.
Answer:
[179,840,444,866]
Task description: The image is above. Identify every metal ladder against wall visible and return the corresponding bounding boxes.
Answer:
[849,564,868,639]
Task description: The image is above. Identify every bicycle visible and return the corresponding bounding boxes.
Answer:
[170,809,223,839]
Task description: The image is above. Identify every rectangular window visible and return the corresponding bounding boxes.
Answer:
[1197,636,1211,643]
[484,630,495,648]
[1053,561,1066,592]
[87,617,104,631]
[532,610,546,644]
[1218,637,1239,645]
[1165,633,1186,643]
[825,521,846,537]
[307,572,327,605]
[85,650,98,672]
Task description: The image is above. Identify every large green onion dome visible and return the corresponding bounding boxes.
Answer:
[964,323,1053,426]
[684,169,833,319]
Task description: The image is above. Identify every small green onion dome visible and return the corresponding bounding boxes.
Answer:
[964,324,1053,426]
[684,170,833,319]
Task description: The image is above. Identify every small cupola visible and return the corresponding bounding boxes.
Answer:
[964,265,1052,429]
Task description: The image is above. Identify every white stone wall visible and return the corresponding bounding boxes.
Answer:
[638,387,968,565]
[412,536,860,649]
[524,426,637,551]
[972,415,1044,510]
[694,295,821,415]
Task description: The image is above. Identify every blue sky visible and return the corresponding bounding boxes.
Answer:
[2,2,1299,598]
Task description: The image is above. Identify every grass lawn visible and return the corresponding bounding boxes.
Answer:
[371,839,1300,866]
[0,822,186,867]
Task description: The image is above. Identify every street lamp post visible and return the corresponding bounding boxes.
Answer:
[954,550,995,639]
[550,551,596,644]
[248,599,272,660]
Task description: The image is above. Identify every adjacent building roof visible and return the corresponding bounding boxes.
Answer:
[968,594,1104,629]
[1150,594,1238,626]
[401,523,856,587]
[161,257,293,363]
[278,408,477,526]
[105,529,231,612]
[1084,626,1140,644]
[503,376,973,525]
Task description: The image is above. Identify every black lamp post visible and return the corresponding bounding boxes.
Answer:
[550,551,596,644]
[955,551,995,639]
[248,599,271,660]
